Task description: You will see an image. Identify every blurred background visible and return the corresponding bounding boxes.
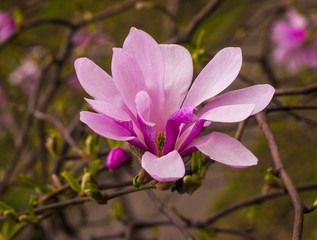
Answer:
[0,0,317,239]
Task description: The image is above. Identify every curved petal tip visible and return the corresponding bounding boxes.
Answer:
[141,150,185,182]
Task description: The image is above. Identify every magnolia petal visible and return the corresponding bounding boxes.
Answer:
[183,47,242,107]
[111,48,147,115]
[74,58,122,106]
[85,98,135,134]
[80,111,134,141]
[176,119,205,152]
[141,150,185,182]
[199,84,275,117]
[182,132,258,167]
[123,27,165,129]
[135,91,158,155]
[200,104,255,123]
[85,98,131,122]
[160,44,193,123]
[163,106,197,155]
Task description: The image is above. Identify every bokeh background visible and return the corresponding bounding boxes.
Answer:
[1,0,317,239]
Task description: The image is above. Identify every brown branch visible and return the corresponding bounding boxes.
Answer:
[166,0,222,44]
[0,0,140,51]
[33,111,90,159]
[206,226,260,240]
[77,0,141,27]
[146,190,195,240]
[235,119,249,140]
[202,182,317,226]
[0,185,154,222]
[275,83,317,96]
[267,104,317,112]
[256,112,303,240]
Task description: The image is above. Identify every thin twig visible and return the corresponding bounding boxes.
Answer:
[256,112,303,240]
[33,111,90,159]
[146,190,194,240]
[235,119,249,140]
[202,182,317,226]
[275,83,317,96]
[166,0,222,43]
[267,104,317,112]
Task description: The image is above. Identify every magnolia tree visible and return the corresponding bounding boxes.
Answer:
[0,1,317,240]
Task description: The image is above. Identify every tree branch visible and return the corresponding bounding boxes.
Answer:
[256,112,303,240]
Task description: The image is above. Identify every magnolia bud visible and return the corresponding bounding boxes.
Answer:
[107,147,131,170]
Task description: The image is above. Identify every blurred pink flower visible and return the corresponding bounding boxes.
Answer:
[0,11,16,43]
[72,31,91,47]
[107,147,131,170]
[75,27,275,182]
[272,8,317,72]
[72,28,111,48]
[10,47,44,94]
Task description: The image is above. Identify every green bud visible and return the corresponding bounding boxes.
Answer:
[3,209,17,220]
[133,169,152,187]
[133,174,143,187]
[85,183,107,204]
[18,214,31,223]
[264,168,283,189]
[85,189,103,201]
[27,194,37,220]
[313,198,317,208]
[45,129,61,158]
[183,175,201,195]
[81,172,91,193]
[155,182,171,191]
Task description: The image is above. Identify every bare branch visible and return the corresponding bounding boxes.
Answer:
[256,113,303,240]
[147,190,195,240]
[275,83,317,96]
[166,0,222,43]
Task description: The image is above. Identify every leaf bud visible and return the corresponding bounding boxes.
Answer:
[85,183,108,204]
[155,182,171,191]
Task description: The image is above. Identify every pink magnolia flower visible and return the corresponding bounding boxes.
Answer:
[10,46,44,94]
[272,8,317,72]
[75,27,275,182]
[0,11,16,43]
[107,147,131,170]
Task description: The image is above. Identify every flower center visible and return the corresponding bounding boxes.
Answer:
[156,133,166,157]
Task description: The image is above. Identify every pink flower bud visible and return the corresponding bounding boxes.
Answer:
[107,147,131,170]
